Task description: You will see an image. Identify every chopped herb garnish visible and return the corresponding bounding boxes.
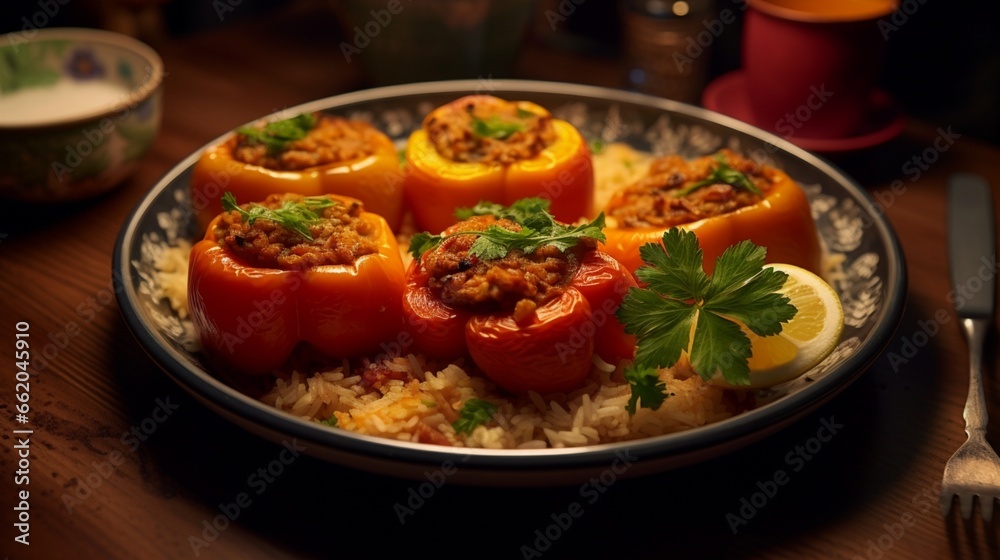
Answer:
[454,197,549,223]
[452,399,497,434]
[588,138,606,155]
[408,198,606,260]
[624,365,668,415]
[321,414,338,427]
[673,153,763,198]
[221,191,336,242]
[237,113,317,155]
[616,228,797,390]
[470,115,527,140]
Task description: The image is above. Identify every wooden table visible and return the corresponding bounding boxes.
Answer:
[3,3,999,558]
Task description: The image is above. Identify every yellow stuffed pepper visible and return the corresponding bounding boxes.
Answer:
[602,150,822,275]
[402,95,594,233]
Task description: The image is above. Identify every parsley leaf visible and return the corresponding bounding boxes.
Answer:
[673,153,763,198]
[408,231,443,259]
[237,113,317,155]
[452,399,497,434]
[221,191,335,242]
[455,197,550,223]
[624,365,668,415]
[470,115,526,139]
[408,198,606,260]
[321,414,338,427]
[616,228,797,387]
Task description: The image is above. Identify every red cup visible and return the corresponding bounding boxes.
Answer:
[742,0,897,139]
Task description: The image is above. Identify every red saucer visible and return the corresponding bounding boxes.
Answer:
[701,71,906,154]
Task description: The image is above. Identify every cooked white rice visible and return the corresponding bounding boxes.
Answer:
[258,356,734,449]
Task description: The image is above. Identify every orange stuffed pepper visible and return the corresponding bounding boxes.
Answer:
[188,193,406,375]
[602,150,822,276]
[403,206,636,394]
[190,113,404,232]
[402,95,594,234]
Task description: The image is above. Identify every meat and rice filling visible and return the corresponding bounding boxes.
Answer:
[425,98,558,165]
[232,114,377,171]
[607,151,775,228]
[215,193,378,269]
[422,216,591,322]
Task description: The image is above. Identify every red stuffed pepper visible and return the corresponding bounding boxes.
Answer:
[403,95,594,233]
[188,192,406,375]
[602,150,822,275]
[403,201,636,394]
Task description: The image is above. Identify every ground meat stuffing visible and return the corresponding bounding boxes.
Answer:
[607,150,777,228]
[425,97,559,165]
[214,193,379,270]
[232,114,378,171]
[421,216,590,321]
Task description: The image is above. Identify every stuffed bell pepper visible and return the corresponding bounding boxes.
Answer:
[602,150,822,275]
[190,112,404,232]
[188,192,406,375]
[403,199,636,394]
[402,95,594,234]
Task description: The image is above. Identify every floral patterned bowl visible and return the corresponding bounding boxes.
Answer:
[0,27,163,202]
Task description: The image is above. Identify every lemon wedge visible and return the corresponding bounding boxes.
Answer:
[710,263,845,389]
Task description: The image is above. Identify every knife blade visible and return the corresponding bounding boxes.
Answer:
[948,173,996,319]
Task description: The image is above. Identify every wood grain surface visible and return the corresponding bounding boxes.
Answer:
[2,2,999,559]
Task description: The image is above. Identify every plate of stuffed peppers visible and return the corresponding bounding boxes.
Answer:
[114,80,906,485]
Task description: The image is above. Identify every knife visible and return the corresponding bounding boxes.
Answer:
[948,173,996,319]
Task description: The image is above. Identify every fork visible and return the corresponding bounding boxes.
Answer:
[940,173,1000,521]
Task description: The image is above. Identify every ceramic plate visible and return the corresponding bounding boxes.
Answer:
[113,80,906,486]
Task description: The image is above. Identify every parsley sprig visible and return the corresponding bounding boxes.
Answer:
[616,228,797,410]
[237,113,317,155]
[408,198,606,260]
[452,399,497,434]
[221,191,336,242]
[624,365,668,415]
[673,153,762,198]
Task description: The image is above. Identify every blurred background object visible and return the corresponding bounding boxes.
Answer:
[330,0,535,85]
[620,0,715,104]
[0,0,996,145]
[739,0,896,140]
[0,26,163,201]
